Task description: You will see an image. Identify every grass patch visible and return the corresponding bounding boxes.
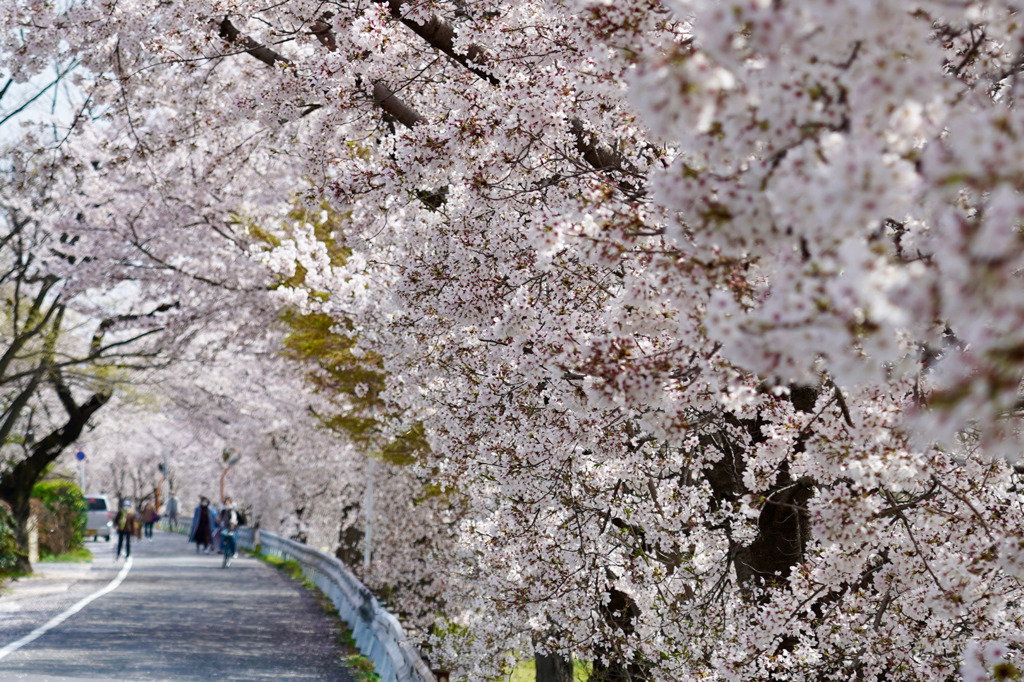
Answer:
[335,628,380,682]
[253,548,379,682]
[39,547,93,563]
[509,657,592,682]
[261,553,304,581]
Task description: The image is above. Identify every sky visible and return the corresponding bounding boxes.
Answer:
[1,59,88,149]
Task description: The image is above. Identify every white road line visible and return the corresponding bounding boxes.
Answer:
[0,557,133,661]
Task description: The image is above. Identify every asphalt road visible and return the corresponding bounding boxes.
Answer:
[0,530,356,681]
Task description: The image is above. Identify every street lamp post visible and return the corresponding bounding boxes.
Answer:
[220,448,241,503]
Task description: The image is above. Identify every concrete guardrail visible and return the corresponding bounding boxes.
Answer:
[236,527,435,682]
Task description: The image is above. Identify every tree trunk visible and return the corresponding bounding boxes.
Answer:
[7,486,33,574]
[0,389,111,573]
[588,586,648,682]
[536,651,574,682]
[589,659,646,682]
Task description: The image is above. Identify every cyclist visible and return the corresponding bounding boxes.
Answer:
[218,497,240,567]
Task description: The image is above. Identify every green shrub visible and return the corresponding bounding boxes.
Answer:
[31,480,87,557]
[0,500,22,576]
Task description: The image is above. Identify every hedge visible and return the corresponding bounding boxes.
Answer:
[31,480,87,557]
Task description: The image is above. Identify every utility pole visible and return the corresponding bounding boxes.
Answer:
[363,456,376,570]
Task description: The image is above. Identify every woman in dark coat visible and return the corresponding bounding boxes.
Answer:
[188,497,215,553]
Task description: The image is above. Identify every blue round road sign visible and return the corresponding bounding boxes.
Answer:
[76,451,85,461]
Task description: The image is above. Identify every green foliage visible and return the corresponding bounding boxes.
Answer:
[508,657,592,682]
[279,309,389,440]
[0,500,23,576]
[379,423,430,467]
[262,204,431,465]
[345,651,381,682]
[31,480,87,556]
[262,553,305,581]
[39,546,93,563]
[993,662,1023,681]
[277,282,431,464]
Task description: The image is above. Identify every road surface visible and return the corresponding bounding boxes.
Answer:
[0,530,355,681]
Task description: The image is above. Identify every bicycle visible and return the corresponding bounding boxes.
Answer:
[221,529,237,568]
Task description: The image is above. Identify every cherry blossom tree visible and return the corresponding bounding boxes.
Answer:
[263,205,452,627]
[0,200,175,571]
[71,333,358,546]
[7,1,1024,680]
[0,10,290,570]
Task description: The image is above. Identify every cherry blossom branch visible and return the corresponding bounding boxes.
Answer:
[218,18,425,128]
[327,4,638,180]
[881,488,948,596]
[872,480,939,520]
[0,277,61,383]
[930,475,995,542]
[371,2,496,85]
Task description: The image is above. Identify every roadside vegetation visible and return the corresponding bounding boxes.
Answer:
[0,500,23,578]
[38,547,92,563]
[255,548,379,682]
[32,480,87,558]
[1,480,90,579]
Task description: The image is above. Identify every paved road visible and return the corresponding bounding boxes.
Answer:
[0,531,355,681]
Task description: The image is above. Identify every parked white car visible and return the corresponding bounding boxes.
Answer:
[85,494,113,541]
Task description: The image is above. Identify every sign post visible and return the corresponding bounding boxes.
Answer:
[76,451,86,491]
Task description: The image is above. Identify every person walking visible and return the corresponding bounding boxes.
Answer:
[165,492,180,532]
[217,497,240,567]
[140,501,157,540]
[114,499,137,561]
[188,496,215,553]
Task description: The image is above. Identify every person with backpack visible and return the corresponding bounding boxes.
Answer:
[140,501,158,540]
[218,497,240,567]
[114,499,137,561]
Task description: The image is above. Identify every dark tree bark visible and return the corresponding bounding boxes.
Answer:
[697,387,820,671]
[0,383,110,573]
[536,651,574,682]
[335,501,364,567]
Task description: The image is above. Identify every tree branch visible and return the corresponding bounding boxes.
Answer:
[221,17,425,129]
[218,19,289,69]
[371,0,637,179]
